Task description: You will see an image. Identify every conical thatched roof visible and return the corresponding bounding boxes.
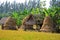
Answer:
[22,14,36,25]
[40,16,56,32]
[0,16,18,30]
[4,17,16,26]
[22,14,44,25]
[0,17,8,24]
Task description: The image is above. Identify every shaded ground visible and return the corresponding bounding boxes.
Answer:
[0,30,60,40]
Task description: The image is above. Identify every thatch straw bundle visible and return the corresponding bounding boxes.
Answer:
[0,17,18,30]
[40,16,56,32]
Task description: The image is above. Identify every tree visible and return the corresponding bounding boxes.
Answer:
[0,2,4,13]
[50,0,60,7]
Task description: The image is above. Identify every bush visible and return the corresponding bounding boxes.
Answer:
[11,12,22,26]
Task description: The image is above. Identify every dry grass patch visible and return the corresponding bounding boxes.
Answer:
[0,30,60,40]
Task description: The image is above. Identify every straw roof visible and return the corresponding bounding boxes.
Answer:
[22,14,36,25]
[0,16,18,30]
[0,17,8,24]
[22,14,44,25]
[40,16,56,32]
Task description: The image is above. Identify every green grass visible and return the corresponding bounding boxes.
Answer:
[0,30,60,40]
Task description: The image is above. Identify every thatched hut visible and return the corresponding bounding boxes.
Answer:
[22,14,43,31]
[40,16,57,32]
[0,17,18,30]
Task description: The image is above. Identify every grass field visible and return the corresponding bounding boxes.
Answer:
[0,30,60,40]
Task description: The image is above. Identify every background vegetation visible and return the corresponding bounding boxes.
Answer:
[0,0,60,28]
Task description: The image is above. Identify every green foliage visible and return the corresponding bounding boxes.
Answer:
[42,7,60,28]
[16,17,22,26]
[11,9,30,26]
[12,12,19,19]
[11,7,60,28]
[31,8,40,14]
[43,8,49,16]
[43,8,57,17]
[0,0,60,30]
[11,12,22,26]
[48,7,60,27]
[48,7,60,25]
